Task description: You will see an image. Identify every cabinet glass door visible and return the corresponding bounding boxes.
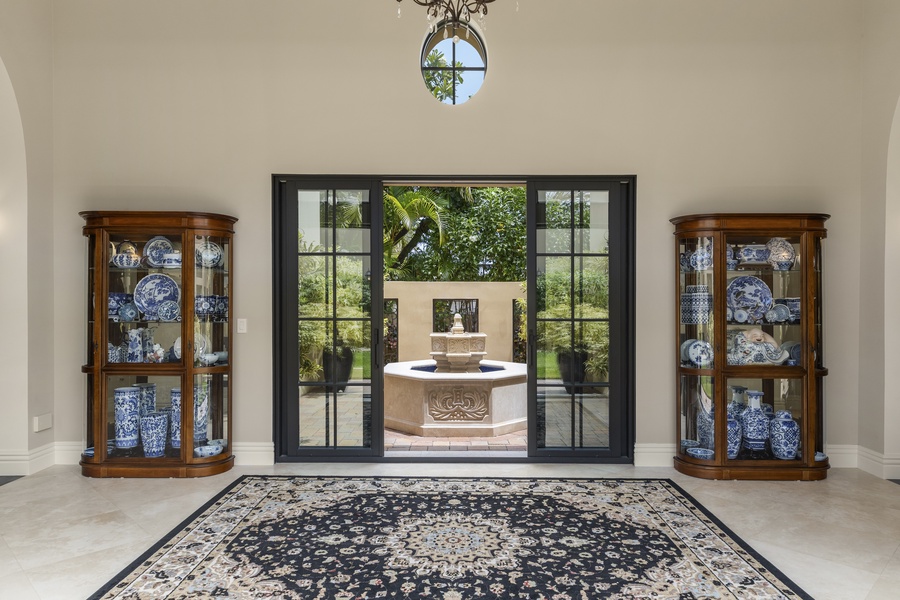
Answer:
[107,233,184,366]
[679,375,715,461]
[103,374,182,460]
[724,235,802,368]
[678,235,715,370]
[725,377,803,462]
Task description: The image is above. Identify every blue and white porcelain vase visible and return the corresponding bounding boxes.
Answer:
[741,390,769,452]
[114,386,141,449]
[136,383,156,418]
[126,328,144,363]
[140,411,168,458]
[726,416,742,459]
[728,385,747,419]
[170,388,181,449]
[770,410,800,460]
[697,403,715,450]
[193,383,210,444]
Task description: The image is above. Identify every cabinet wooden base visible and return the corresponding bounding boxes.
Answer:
[80,455,234,478]
[674,456,829,481]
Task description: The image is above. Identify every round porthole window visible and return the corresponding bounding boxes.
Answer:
[421,22,486,105]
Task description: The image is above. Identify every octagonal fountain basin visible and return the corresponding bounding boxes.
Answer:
[384,359,527,437]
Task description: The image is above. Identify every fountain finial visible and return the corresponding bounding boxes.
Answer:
[430,313,487,373]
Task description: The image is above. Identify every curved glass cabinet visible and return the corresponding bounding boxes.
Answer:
[672,213,828,480]
[80,211,237,477]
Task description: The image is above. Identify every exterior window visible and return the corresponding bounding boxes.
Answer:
[433,299,478,333]
[421,22,486,105]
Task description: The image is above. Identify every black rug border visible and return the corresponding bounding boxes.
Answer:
[89,474,814,600]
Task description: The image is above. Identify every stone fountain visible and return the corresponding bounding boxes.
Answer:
[384,314,527,437]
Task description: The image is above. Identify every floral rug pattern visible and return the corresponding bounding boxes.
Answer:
[91,476,811,599]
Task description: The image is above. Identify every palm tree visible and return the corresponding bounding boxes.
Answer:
[383,186,444,279]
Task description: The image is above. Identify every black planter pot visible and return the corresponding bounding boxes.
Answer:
[557,350,589,395]
[323,346,354,393]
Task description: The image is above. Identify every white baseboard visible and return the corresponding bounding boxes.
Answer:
[633,443,676,467]
[825,444,860,469]
[0,442,56,475]
[233,442,275,466]
[855,445,900,479]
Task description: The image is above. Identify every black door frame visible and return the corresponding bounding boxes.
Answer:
[527,177,636,462]
[273,175,635,462]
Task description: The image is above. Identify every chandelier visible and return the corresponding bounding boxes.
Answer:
[396,0,498,32]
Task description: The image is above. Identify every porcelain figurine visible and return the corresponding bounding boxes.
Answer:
[727,328,789,365]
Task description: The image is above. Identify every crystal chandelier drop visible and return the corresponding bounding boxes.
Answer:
[396,0,498,32]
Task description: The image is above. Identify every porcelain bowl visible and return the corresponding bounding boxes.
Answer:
[193,444,223,458]
[686,447,715,460]
[112,253,141,268]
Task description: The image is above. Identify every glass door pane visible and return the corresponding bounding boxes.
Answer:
[530,183,631,458]
[281,181,378,456]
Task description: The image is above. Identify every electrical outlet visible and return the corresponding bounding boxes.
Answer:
[237,318,248,333]
[33,413,53,432]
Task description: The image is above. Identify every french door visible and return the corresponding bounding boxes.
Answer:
[273,177,383,458]
[527,178,635,460]
[274,176,634,461]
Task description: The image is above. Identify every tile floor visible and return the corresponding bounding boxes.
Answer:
[1,464,899,599]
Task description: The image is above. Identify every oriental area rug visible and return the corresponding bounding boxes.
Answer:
[90,476,812,600]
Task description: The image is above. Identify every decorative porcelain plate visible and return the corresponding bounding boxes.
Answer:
[726,276,773,323]
[156,299,180,322]
[689,247,712,271]
[680,339,696,362]
[195,240,223,268]
[765,237,796,264]
[143,236,174,268]
[133,273,180,317]
[687,339,713,367]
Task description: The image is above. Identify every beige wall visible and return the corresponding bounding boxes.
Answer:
[385,281,524,363]
[1,0,899,471]
[0,0,55,473]
[859,0,900,474]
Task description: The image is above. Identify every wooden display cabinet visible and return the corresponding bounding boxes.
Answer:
[80,211,237,477]
[671,213,829,480]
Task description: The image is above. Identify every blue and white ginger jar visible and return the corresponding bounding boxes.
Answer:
[770,410,800,460]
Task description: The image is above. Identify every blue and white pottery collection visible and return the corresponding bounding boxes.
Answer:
[139,411,169,458]
[117,302,139,322]
[194,444,224,458]
[114,386,141,449]
[133,273,180,319]
[170,388,182,449]
[726,416,742,459]
[161,252,182,268]
[740,390,769,452]
[195,294,229,321]
[770,410,800,460]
